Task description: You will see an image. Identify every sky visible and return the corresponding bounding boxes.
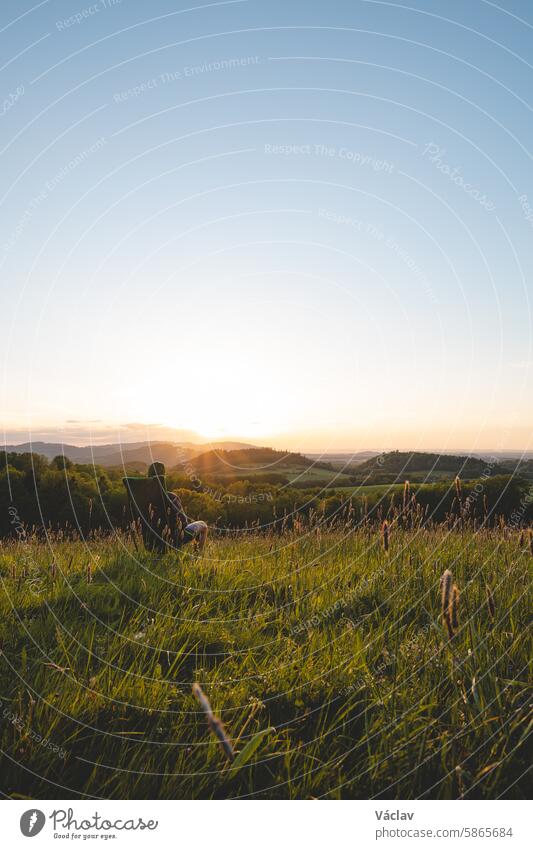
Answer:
[1,0,533,453]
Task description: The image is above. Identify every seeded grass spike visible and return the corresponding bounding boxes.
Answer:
[451,584,460,631]
[382,520,389,551]
[440,569,455,639]
[192,683,235,763]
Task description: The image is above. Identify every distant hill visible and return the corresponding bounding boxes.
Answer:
[2,440,255,468]
[2,441,105,463]
[191,447,317,475]
[5,443,532,485]
[352,450,490,478]
[187,446,352,487]
[100,442,195,468]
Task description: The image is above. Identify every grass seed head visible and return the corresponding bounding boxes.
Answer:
[440,569,453,614]
[451,584,460,631]
[382,520,389,551]
[192,683,235,762]
[440,569,454,639]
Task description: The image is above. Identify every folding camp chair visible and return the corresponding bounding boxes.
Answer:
[123,470,182,552]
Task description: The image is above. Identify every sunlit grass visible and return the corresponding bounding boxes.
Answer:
[0,525,530,799]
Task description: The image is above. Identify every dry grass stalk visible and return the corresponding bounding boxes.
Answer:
[440,569,455,639]
[441,569,453,613]
[382,520,389,552]
[403,480,410,510]
[451,584,460,631]
[192,683,235,762]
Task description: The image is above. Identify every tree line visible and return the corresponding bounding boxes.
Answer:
[1,451,531,540]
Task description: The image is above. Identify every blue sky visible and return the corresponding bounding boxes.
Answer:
[1,0,532,452]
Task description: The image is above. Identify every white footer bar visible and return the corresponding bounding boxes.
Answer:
[3,799,529,848]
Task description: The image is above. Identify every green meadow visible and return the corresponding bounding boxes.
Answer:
[0,523,530,799]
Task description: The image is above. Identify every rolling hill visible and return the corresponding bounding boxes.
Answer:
[189,446,356,487]
[348,450,492,483]
[2,440,256,469]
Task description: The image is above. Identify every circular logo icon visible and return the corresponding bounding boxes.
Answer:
[20,810,46,837]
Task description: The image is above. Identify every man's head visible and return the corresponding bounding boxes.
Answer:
[147,461,166,478]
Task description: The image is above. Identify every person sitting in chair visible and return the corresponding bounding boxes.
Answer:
[147,462,208,551]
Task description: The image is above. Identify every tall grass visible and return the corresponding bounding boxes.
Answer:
[0,518,530,799]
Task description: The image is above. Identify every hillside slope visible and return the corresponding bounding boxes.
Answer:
[188,446,356,486]
[3,440,255,467]
[352,450,490,478]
